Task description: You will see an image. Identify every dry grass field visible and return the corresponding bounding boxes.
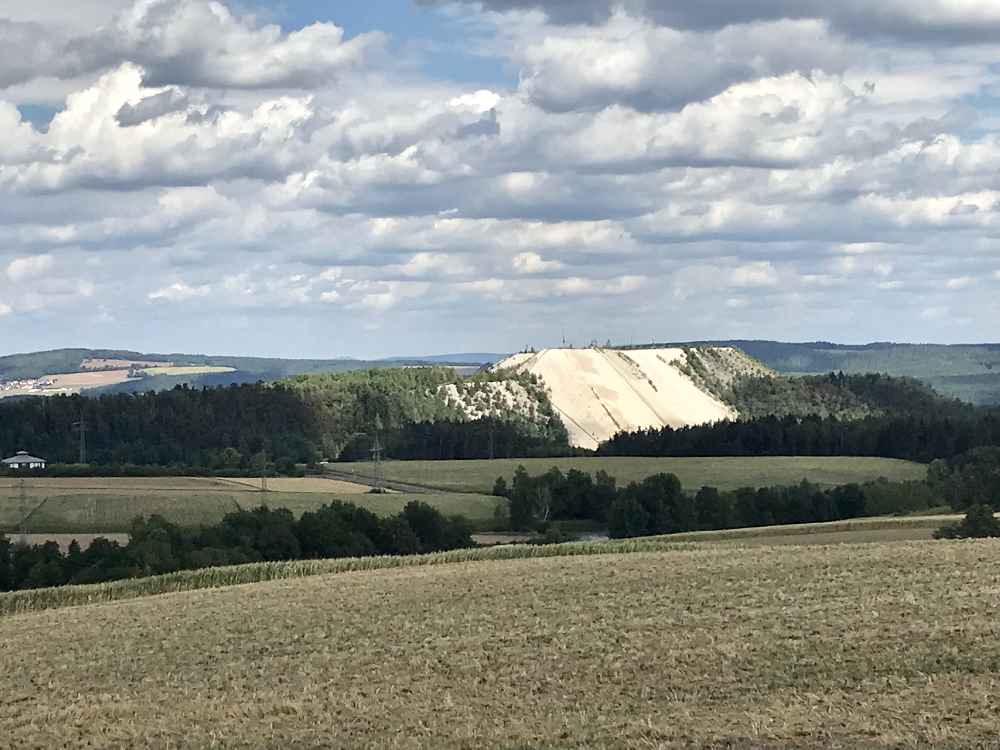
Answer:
[332,456,927,494]
[0,477,499,533]
[1,539,998,748]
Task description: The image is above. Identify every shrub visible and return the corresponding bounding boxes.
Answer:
[934,504,1000,539]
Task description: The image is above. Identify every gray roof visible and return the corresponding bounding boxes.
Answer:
[2,452,46,464]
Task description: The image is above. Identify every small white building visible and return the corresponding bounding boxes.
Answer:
[2,451,47,471]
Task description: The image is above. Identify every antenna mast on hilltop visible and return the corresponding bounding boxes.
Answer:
[370,414,384,494]
[73,413,88,465]
[17,477,28,546]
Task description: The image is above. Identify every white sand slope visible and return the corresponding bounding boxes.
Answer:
[494,348,739,450]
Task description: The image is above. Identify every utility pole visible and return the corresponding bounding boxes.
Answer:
[370,415,384,494]
[17,477,28,546]
[73,413,88,465]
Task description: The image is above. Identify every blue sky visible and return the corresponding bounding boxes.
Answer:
[256,0,513,85]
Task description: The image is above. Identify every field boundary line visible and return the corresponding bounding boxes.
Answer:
[0,538,706,618]
[19,497,51,531]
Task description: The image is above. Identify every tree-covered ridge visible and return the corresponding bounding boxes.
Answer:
[600,409,1000,463]
[0,366,570,469]
[725,372,967,420]
[0,347,497,393]
[285,367,568,459]
[0,384,322,468]
[655,340,1000,405]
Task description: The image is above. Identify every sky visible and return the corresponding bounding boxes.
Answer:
[2,1,1000,358]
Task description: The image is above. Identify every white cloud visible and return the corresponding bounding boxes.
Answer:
[0,0,382,90]
[6,254,54,282]
[512,252,564,274]
[2,0,1000,352]
[449,90,502,113]
[731,262,779,288]
[148,281,212,301]
[0,301,11,316]
[945,276,976,289]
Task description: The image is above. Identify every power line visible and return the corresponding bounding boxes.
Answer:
[17,477,28,546]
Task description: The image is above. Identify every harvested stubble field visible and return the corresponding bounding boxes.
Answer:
[332,455,926,494]
[2,539,999,748]
[0,477,499,533]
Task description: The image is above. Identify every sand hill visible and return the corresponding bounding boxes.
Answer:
[492,347,768,450]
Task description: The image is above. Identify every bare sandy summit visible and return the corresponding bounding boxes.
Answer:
[493,347,763,450]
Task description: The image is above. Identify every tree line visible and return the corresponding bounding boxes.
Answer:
[0,500,472,592]
[0,385,323,470]
[600,412,1000,463]
[339,417,576,461]
[495,466,940,538]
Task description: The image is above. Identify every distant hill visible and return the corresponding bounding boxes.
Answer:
[0,348,501,399]
[493,346,964,450]
[657,341,1000,405]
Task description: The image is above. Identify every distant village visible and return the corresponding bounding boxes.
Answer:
[0,377,55,396]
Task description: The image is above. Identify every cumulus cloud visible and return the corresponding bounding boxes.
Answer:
[507,14,857,112]
[115,88,189,126]
[148,281,211,301]
[438,1,1000,42]
[7,255,54,282]
[2,0,1000,353]
[0,0,381,90]
[513,252,564,274]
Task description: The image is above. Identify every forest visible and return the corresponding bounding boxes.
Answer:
[495,465,938,535]
[0,367,567,468]
[496,447,1000,536]
[0,384,323,468]
[600,411,1000,463]
[0,500,473,592]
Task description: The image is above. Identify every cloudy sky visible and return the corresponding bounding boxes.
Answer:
[2,0,1000,357]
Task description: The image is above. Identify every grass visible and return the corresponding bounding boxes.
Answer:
[0,478,499,533]
[652,515,957,545]
[331,455,927,494]
[2,538,1000,747]
[217,476,370,493]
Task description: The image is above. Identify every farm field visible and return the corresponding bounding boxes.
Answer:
[139,365,236,376]
[331,455,927,494]
[217,476,369,494]
[0,477,499,533]
[2,539,999,747]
